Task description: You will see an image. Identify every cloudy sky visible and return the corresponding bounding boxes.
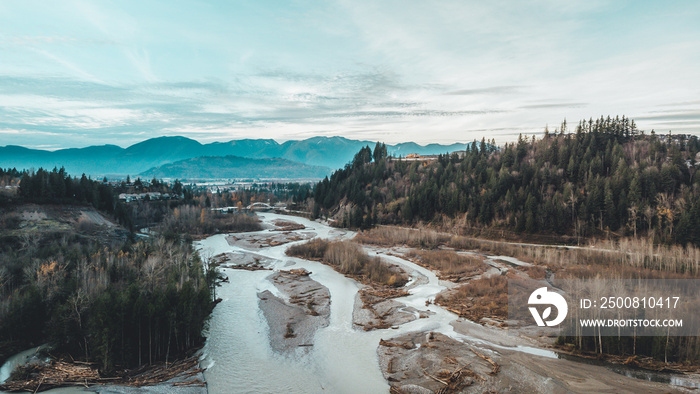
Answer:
[0,0,699,149]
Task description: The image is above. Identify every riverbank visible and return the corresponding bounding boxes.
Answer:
[0,353,207,393]
[377,330,692,393]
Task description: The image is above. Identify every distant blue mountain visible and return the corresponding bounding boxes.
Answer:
[140,156,331,180]
[0,136,467,177]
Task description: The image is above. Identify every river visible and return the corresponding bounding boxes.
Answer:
[0,345,47,384]
[195,212,700,393]
[196,213,390,393]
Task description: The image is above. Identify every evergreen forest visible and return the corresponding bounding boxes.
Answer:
[313,116,700,247]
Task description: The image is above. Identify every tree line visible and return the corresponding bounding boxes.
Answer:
[313,117,700,246]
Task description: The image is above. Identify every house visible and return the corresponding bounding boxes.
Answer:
[401,153,439,162]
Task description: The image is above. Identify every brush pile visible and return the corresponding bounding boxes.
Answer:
[0,355,204,392]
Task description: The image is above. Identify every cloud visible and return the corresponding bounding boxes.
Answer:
[634,111,700,122]
[445,86,523,96]
[28,48,104,83]
[0,0,698,147]
[124,47,157,82]
[520,102,588,109]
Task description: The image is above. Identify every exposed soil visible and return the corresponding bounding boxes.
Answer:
[378,332,500,393]
[257,268,330,353]
[378,331,691,393]
[211,251,276,270]
[271,219,306,232]
[226,230,316,249]
[0,204,128,245]
[352,288,421,331]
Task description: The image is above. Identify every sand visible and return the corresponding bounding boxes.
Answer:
[377,331,691,393]
[352,291,424,331]
[258,269,330,353]
[226,230,316,250]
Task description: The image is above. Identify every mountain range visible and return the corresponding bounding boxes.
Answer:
[140,156,331,180]
[0,136,467,179]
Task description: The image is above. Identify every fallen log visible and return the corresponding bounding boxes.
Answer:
[389,386,406,394]
[0,354,206,392]
[379,339,414,349]
[433,364,476,394]
[471,348,500,375]
[230,264,271,271]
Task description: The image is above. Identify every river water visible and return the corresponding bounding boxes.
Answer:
[195,213,563,393]
[0,345,47,384]
[196,213,390,393]
[194,213,700,393]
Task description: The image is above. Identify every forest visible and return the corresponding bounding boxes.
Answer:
[0,168,219,373]
[311,116,700,364]
[313,116,700,247]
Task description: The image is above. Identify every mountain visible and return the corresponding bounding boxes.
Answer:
[278,136,371,168]
[391,142,467,156]
[205,139,281,158]
[140,156,331,180]
[0,137,211,176]
[0,136,467,177]
[0,144,126,175]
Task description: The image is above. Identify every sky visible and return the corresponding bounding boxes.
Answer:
[0,0,699,149]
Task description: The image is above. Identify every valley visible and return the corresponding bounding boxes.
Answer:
[3,0,698,391]
[196,213,699,393]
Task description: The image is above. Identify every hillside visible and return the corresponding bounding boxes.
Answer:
[0,168,219,376]
[140,155,331,180]
[0,136,466,177]
[0,203,128,247]
[313,116,700,246]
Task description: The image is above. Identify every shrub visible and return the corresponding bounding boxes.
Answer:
[287,239,408,287]
[406,249,485,281]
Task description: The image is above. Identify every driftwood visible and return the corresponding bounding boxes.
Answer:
[279,268,311,277]
[471,348,500,375]
[379,339,414,350]
[0,361,100,392]
[360,287,409,305]
[389,386,407,394]
[230,264,270,271]
[358,287,411,330]
[172,379,205,387]
[271,221,306,232]
[0,355,205,392]
[555,347,700,374]
[426,363,476,394]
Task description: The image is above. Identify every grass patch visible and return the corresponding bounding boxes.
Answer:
[356,225,700,279]
[435,275,508,322]
[406,249,486,282]
[287,239,408,287]
[354,226,449,249]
